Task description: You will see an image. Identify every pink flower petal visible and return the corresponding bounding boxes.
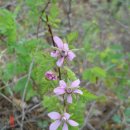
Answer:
[67,94,72,103]
[68,120,79,126]
[64,113,70,119]
[71,79,80,88]
[56,57,64,67]
[51,50,59,58]
[59,80,67,88]
[49,120,61,130]
[54,87,65,95]
[62,123,68,130]
[67,51,76,61]
[48,112,61,120]
[73,89,83,95]
[53,36,63,49]
[63,43,69,51]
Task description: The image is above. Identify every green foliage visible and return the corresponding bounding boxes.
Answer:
[64,66,77,81]
[13,76,36,101]
[80,88,97,102]
[112,114,122,124]
[25,0,44,22]
[112,107,130,125]
[0,9,16,44]
[1,0,129,129]
[69,88,97,129]
[2,62,17,81]
[42,95,62,112]
[50,4,59,19]
[32,50,57,95]
[69,100,85,130]
[37,120,49,130]
[66,31,78,44]
[83,67,106,83]
[124,107,130,123]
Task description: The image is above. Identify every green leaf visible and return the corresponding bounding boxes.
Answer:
[83,67,106,83]
[13,76,36,101]
[64,66,77,80]
[0,9,16,44]
[42,95,62,112]
[50,4,59,18]
[92,67,106,78]
[67,31,78,43]
[32,51,57,95]
[112,114,121,124]
[26,86,37,101]
[3,63,16,81]
[69,88,96,129]
[83,69,95,83]
[69,100,85,129]
[80,88,97,102]
[13,77,27,93]
[124,108,130,117]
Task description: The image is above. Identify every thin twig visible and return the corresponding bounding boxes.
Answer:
[20,1,50,129]
[45,14,66,113]
[62,0,72,32]
[67,0,72,32]
[97,105,120,129]
[2,102,43,130]
[45,14,56,47]
[0,92,13,104]
[81,121,96,130]
[86,101,96,121]
[45,14,62,81]
[21,59,34,130]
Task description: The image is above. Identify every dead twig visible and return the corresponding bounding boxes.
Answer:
[20,1,50,130]
[97,104,120,129]
[62,0,72,32]
[81,121,96,130]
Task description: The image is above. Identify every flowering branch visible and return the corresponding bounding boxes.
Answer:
[44,34,83,129]
[44,6,83,130]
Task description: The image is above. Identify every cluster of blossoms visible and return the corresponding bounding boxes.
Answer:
[45,36,83,130]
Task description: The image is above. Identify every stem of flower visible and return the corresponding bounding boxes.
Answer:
[45,14,67,113]
[45,15,56,47]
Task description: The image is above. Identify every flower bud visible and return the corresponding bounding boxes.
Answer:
[45,71,57,80]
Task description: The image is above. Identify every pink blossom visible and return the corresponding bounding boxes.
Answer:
[54,79,83,103]
[48,112,79,130]
[45,71,57,80]
[51,36,76,67]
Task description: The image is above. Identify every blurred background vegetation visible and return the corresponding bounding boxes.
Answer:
[0,0,130,130]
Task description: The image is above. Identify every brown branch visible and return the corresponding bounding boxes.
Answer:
[44,14,62,80]
[20,1,51,130]
[97,104,120,129]
[81,121,96,130]
[45,14,56,47]
[37,0,51,39]
[62,0,72,32]
[67,0,72,32]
